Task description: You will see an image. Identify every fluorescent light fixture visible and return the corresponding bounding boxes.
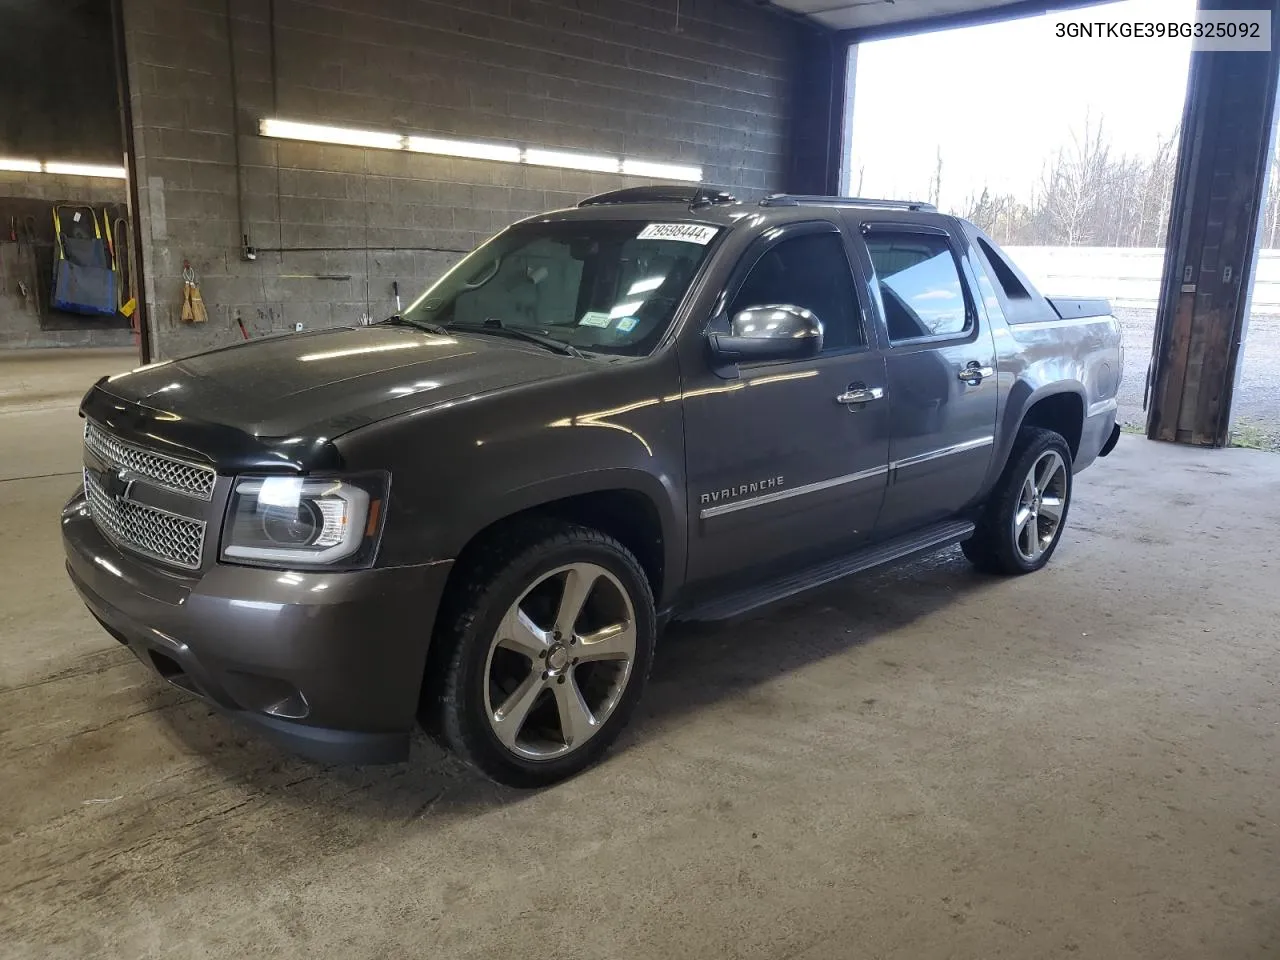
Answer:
[259,118,403,150]
[524,148,620,173]
[407,136,520,163]
[622,158,702,182]
[0,158,42,173]
[258,116,702,183]
[43,162,128,179]
[628,276,665,295]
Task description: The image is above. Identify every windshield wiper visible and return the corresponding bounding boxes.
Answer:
[451,320,585,360]
[381,314,450,336]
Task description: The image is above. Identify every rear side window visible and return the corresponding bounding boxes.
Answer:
[976,237,1031,301]
[728,232,864,352]
[865,231,970,342]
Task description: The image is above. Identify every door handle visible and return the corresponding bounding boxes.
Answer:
[957,363,994,383]
[836,385,884,405]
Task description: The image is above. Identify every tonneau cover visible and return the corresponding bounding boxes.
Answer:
[1047,297,1112,320]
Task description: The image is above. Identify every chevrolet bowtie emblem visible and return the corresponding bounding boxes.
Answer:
[89,465,133,501]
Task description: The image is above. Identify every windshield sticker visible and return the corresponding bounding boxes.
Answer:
[615,316,639,333]
[579,311,612,328]
[637,223,719,245]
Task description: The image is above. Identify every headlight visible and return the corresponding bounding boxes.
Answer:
[220,473,388,568]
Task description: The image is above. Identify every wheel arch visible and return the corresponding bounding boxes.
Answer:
[988,381,1087,490]
[437,470,681,614]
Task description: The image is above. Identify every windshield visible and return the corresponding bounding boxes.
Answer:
[400,219,721,357]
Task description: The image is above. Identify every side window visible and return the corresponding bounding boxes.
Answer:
[976,236,1032,301]
[728,232,864,352]
[864,231,971,342]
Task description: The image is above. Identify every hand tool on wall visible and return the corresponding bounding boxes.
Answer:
[113,217,137,320]
[181,260,209,323]
[18,215,41,317]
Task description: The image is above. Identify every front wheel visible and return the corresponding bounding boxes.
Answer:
[962,427,1073,575]
[427,522,655,787]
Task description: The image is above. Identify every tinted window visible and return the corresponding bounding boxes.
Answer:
[728,232,863,352]
[977,237,1031,300]
[402,220,718,357]
[865,232,970,342]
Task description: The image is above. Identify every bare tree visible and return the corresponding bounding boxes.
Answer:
[1133,127,1179,246]
[1039,114,1112,246]
[1262,124,1280,250]
[928,146,943,208]
[926,115,1254,250]
[955,187,1037,245]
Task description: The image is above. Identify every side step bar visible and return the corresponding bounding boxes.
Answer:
[678,519,975,622]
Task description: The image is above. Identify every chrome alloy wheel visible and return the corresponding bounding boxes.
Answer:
[482,562,637,761]
[1013,449,1068,564]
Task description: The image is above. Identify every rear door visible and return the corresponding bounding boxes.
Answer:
[849,219,998,537]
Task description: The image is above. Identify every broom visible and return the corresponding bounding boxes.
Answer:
[181,261,208,323]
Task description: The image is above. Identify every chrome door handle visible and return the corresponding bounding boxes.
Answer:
[958,364,994,383]
[836,386,884,405]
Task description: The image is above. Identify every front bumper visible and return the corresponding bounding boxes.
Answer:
[61,488,452,764]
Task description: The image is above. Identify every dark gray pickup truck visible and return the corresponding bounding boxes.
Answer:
[62,187,1122,786]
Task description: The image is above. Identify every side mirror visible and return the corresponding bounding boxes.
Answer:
[707,304,823,363]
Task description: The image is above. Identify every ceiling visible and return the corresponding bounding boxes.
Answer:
[765,0,1109,34]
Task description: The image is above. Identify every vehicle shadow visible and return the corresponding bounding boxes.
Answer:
[158,546,999,822]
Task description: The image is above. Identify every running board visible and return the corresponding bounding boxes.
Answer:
[678,519,975,622]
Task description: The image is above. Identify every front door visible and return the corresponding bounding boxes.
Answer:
[683,223,890,590]
[852,222,999,536]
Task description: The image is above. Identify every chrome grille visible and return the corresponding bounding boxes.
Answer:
[84,421,215,500]
[84,469,206,570]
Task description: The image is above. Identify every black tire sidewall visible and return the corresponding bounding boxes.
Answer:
[448,532,656,787]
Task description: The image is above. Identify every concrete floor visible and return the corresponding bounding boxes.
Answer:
[3,349,1280,959]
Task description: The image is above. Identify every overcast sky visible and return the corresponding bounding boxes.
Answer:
[847,0,1196,210]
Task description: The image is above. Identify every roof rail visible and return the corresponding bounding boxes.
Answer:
[579,185,737,209]
[760,194,937,213]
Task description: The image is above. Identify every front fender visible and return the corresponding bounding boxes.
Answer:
[336,356,688,606]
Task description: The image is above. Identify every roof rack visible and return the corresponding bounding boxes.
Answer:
[579,185,737,209]
[760,194,937,213]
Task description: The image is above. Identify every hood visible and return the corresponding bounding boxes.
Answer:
[98,325,585,439]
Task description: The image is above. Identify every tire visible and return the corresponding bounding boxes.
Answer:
[962,427,1073,576]
[424,520,656,788]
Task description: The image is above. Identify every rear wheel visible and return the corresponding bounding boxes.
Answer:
[962,427,1073,575]
[426,522,655,787]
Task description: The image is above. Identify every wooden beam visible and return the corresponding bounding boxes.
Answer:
[1147,0,1280,447]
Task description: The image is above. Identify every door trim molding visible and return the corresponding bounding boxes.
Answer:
[890,435,994,475]
[699,464,888,520]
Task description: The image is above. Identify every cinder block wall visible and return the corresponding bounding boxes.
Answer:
[121,0,805,359]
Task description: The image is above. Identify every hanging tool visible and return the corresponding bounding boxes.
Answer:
[18,215,40,317]
[181,260,208,323]
[51,205,115,316]
[113,216,136,319]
